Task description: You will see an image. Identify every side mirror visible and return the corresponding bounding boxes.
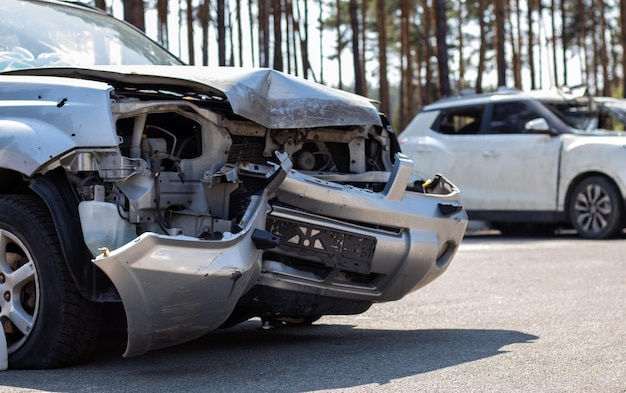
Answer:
[524,118,551,133]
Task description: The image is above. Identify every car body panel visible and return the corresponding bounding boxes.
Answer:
[8,66,382,129]
[557,134,626,210]
[404,113,562,210]
[0,75,118,176]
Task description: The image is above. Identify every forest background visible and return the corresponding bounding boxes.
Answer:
[93,0,626,132]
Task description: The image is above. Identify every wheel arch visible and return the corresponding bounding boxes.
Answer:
[1,167,120,302]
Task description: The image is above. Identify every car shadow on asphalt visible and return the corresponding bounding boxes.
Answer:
[0,322,538,392]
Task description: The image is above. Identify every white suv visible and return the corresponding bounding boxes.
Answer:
[400,89,626,239]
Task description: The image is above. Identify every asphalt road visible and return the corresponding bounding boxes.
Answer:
[1,231,625,393]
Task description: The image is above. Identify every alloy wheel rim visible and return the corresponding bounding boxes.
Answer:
[574,184,612,234]
[0,229,40,354]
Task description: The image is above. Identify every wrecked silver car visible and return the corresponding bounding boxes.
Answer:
[0,0,467,369]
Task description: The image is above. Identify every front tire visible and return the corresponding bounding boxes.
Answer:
[0,195,100,369]
[569,176,624,239]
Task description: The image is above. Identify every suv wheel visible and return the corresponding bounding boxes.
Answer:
[0,195,100,369]
[569,176,624,239]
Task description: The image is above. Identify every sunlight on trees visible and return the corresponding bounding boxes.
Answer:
[99,0,626,130]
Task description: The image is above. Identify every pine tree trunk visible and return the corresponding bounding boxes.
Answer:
[528,0,536,90]
[335,0,343,89]
[376,0,389,115]
[619,0,626,98]
[186,0,194,64]
[360,0,368,96]
[511,0,522,88]
[476,0,487,93]
[272,0,283,71]
[217,0,226,65]
[259,0,270,67]
[434,0,451,97]
[599,0,610,96]
[123,0,145,32]
[350,0,364,94]
[561,0,568,86]
[457,1,465,92]
[236,0,243,66]
[550,0,558,86]
[200,0,210,66]
[494,0,506,87]
[157,0,169,49]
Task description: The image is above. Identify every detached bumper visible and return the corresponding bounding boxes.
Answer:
[263,154,468,302]
[93,194,270,358]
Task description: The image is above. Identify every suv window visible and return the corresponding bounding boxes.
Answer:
[432,106,485,134]
[489,102,543,134]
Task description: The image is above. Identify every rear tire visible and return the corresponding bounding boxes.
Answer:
[569,176,624,239]
[0,195,100,369]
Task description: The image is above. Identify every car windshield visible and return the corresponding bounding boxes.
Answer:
[0,0,183,72]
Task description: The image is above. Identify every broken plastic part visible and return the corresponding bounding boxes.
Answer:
[251,228,280,250]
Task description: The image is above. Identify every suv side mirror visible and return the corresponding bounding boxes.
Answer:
[524,118,551,133]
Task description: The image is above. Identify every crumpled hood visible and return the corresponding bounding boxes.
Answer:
[7,65,382,129]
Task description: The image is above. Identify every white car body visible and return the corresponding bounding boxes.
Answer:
[400,90,626,239]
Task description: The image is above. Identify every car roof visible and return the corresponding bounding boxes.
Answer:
[422,90,536,112]
[422,87,589,112]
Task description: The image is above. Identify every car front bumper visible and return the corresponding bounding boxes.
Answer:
[93,194,271,358]
[91,154,467,357]
[262,155,468,303]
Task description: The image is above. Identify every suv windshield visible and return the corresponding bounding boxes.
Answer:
[0,0,182,71]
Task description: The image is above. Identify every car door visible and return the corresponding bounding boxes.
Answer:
[412,101,563,212]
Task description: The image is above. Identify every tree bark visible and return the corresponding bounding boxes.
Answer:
[528,0,536,90]
[422,0,433,104]
[360,0,368,96]
[434,0,451,97]
[335,0,343,89]
[259,0,270,67]
[494,0,506,87]
[236,0,243,66]
[157,0,169,49]
[550,0,558,86]
[217,0,226,65]
[272,0,284,71]
[511,0,522,88]
[199,0,210,66]
[123,0,145,32]
[619,0,626,98]
[399,0,409,126]
[318,0,324,84]
[349,0,364,94]
[457,1,465,92]
[476,0,487,93]
[186,0,194,64]
[376,0,389,115]
[599,0,610,96]
[560,0,568,86]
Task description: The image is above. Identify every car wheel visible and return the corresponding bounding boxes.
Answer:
[569,176,624,239]
[0,195,100,369]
